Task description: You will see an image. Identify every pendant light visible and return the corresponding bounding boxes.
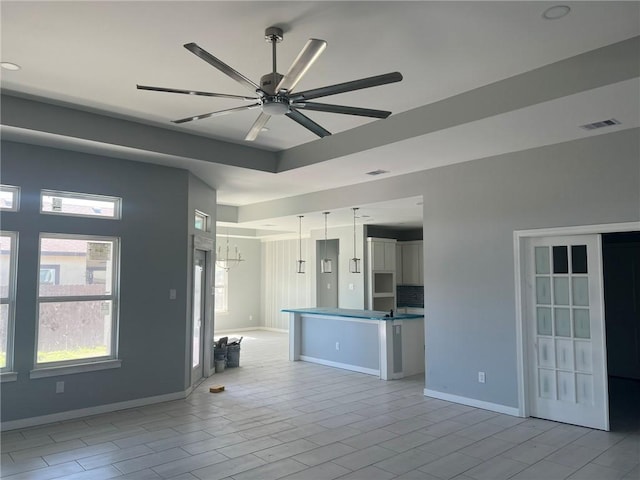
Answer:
[296,215,306,274]
[349,207,361,273]
[216,231,244,271]
[321,212,332,273]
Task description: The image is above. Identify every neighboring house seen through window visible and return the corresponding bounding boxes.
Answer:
[36,234,120,366]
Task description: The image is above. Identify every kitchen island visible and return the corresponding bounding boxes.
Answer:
[282,307,424,380]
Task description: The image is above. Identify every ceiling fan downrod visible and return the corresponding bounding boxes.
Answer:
[261,26,288,114]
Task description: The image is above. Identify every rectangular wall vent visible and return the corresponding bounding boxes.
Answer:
[366,169,389,176]
[580,118,621,131]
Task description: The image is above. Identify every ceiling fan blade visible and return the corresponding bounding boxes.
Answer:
[183,42,261,94]
[290,72,403,102]
[245,112,271,141]
[137,85,257,101]
[291,101,391,119]
[172,103,260,124]
[286,108,331,138]
[276,38,327,93]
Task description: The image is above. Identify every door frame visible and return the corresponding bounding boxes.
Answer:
[192,235,215,384]
[514,221,640,419]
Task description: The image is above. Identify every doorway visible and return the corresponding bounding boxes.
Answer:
[316,238,339,307]
[515,222,640,431]
[603,232,640,431]
[192,249,206,384]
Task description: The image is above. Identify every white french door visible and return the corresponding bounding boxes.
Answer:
[526,234,609,430]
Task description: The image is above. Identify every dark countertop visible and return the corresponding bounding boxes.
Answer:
[282,307,423,320]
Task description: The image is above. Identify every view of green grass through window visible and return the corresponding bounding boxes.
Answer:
[37,236,118,365]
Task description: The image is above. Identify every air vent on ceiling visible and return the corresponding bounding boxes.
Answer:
[579,118,621,131]
[366,169,389,176]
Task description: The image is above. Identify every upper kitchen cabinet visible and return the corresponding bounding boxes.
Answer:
[397,241,423,286]
[368,237,396,271]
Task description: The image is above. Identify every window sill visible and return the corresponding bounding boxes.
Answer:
[1,372,18,383]
[30,359,122,379]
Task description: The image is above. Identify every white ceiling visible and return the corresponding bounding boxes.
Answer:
[1,1,639,234]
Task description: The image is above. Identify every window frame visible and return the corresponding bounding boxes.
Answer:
[34,233,120,370]
[40,189,122,220]
[214,264,228,313]
[195,210,210,232]
[1,231,18,376]
[0,185,21,212]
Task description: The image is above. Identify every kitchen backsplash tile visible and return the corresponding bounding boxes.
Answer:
[397,285,424,308]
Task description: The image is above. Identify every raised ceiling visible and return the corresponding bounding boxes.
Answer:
[1,1,639,233]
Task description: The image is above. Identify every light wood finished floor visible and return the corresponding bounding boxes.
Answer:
[2,330,638,479]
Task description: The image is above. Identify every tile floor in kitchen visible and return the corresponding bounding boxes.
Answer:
[1,330,638,480]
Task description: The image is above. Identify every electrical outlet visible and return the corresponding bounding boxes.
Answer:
[478,372,486,383]
[335,342,340,351]
[169,289,176,300]
[56,381,65,393]
[327,283,331,289]
[349,283,354,291]
[249,315,253,321]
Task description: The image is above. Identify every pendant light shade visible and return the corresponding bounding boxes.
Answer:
[321,212,332,274]
[296,215,306,274]
[349,207,361,273]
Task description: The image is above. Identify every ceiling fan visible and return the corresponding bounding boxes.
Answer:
[137,27,403,141]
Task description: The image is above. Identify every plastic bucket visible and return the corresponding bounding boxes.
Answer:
[213,346,227,361]
[226,344,240,368]
[214,359,226,373]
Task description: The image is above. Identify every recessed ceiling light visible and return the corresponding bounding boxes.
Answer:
[542,5,570,20]
[261,127,270,132]
[1,62,21,71]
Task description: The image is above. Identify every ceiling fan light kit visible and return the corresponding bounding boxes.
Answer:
[138,26,402,142]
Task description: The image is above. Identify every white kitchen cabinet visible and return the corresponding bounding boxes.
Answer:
[397,241,423,286]
[368,238,396,271]
[367,238,396,311]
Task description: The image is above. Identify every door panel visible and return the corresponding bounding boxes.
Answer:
[527,235,609,430]
[192,250,206,384]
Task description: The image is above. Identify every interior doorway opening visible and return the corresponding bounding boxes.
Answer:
[603,231,640,432]
[316,238,339,308]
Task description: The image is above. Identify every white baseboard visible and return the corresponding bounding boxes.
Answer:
[215,327,288,334]
[423,388,522,417]
[300,355,379,377]
[1,390,188,431]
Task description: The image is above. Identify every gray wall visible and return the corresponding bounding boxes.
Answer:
[316,239,339,308]
[300,316,379,370]
[214,236,262,332]
[0,141,200,422]
[422,129,640,408]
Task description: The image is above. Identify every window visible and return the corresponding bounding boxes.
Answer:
[0,185,20,211]
[1,232,18,372]
[214,265,228,313]
[41,190,121,219]
[36,234,119,366]
[195,210,210,231]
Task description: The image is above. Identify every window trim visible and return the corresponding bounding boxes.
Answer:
[0,185,21,212]
[35,233,120,369]
[1,231,18,373]
[195,210,210,232]
[40,189,122,220]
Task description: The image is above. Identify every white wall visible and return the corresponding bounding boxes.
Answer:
[214,236,261,332]
[261,238,313,330]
